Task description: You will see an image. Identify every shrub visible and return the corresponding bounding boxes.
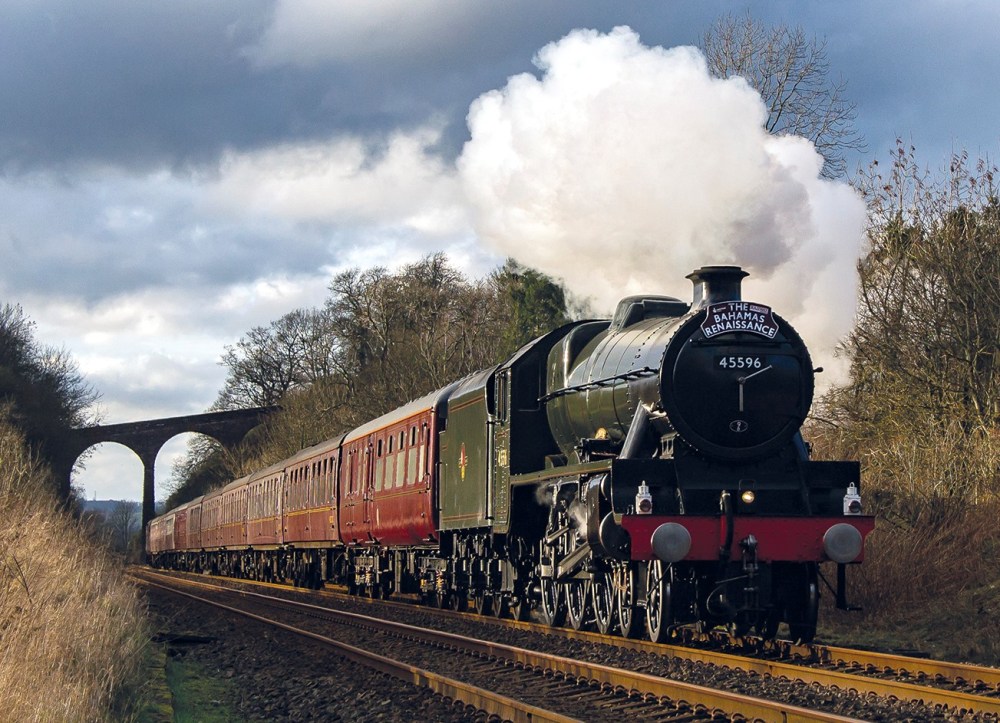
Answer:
[0,418,148,722]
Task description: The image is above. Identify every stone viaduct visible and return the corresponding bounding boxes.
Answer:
[58,407,279,534]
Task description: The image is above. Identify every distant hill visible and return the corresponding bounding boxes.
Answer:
[81,499,162,518]
[81,500,126,517]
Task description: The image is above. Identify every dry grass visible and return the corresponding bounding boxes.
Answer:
[810,417,1000,612]
[810,417,1000,664]
[848,496,1000,616]
[0,421,149,722]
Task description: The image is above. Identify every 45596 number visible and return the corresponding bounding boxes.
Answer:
[716,355,765,370]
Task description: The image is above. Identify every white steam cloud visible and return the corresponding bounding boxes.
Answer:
[458,27,866,381]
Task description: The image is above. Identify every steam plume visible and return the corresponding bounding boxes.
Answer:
[458,27,866,381]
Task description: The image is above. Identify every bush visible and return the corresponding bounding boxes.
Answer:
[811,418,1000,619]
[0,419,148,722]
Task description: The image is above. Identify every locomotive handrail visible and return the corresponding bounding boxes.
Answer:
[509,459,612,486]
[537,366,658,403]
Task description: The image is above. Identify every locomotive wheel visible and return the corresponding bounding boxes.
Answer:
[509,592,530,622]
[645,560,674,644]
[786,564,819,643]
[473,590,493,616]
[492,594,510,619]
[591,569,616,635]
[565,580,590,631]
[539,577,566,627]
[615,562,642,639]
[728,617,753,638]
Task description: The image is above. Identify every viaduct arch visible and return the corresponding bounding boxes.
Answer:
[59,407,279,533]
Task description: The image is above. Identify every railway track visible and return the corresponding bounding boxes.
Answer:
[134,569,860,722]
[543,624,1000,717]
[137,568,1000,720]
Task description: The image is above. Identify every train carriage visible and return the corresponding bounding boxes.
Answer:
[219,477,250,550]
[172,503,189,552]
[340,385,456,597]
[146,513,172,563]
[199,485,225,551]
[281,441,338,545]
[246,462,284,548]
[274,438,343,587]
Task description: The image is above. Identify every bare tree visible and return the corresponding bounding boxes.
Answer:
[0,303,100,499]
[215,307,343,410]
[701,13,865,178]
[818,142,1000,503]
[169,255,573,505]
[106,500,140,553]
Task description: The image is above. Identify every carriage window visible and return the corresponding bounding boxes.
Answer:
[411,426,417,446]
[377,439,383,457]
[408,442,417,483]
[418,424,428,480]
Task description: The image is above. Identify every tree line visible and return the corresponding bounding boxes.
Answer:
[165,255,572,507]
[819,144,999,504]
[0,303,98,500]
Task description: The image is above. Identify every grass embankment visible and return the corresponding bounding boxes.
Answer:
[0,420,149,721]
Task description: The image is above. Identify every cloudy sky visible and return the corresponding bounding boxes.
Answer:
[3,1,998,502]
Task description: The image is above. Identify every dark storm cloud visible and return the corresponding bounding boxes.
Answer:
[3,0,998,178]
[0,0,468,171]
[2,1,272,171]
[0,0,736,173]
[0,0,475,171]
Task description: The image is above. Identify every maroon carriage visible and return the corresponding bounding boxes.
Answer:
[246,462,284,548]
[280,437,343,546]
[338,386,454,596]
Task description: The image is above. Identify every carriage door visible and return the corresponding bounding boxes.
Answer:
[362,441,376,540]
[491,369,512,530]
[343,447,362,542]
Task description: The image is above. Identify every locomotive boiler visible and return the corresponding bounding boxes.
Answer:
[147,265,873,644]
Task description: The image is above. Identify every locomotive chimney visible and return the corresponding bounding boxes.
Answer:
[686,265,749,308]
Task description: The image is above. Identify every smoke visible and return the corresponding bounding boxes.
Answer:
[457,27,866,382]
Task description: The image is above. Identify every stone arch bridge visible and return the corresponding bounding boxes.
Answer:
[60,407,279,533]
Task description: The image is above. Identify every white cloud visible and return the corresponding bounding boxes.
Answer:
[205,126,469,237]
[458,26,867,381]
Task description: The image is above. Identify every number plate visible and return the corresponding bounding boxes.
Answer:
[715,355,767,370]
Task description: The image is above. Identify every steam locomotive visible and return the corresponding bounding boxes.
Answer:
[147,265,873,642]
